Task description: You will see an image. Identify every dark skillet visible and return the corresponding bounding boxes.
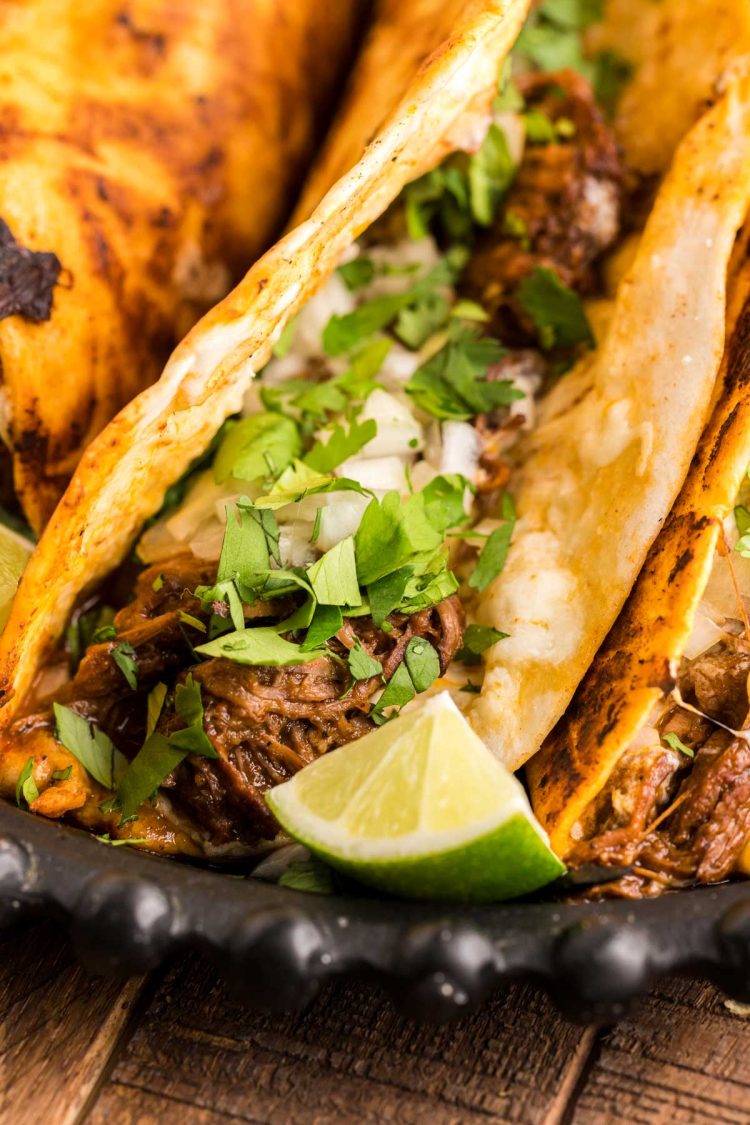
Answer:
[2,798,750,1023]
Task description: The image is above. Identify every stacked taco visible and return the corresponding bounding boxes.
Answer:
[3,0,750,893]
[0,0,362,530]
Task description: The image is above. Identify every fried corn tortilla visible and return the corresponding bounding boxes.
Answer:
[3,0,750,865]
[0,0,364,531]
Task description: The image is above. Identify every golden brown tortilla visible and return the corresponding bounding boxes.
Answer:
[0,0,364,530]
[0,0,531,845]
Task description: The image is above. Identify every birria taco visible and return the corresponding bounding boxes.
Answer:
[2,0,750,872]
[0,0,362,531]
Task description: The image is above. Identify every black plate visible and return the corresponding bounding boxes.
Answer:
[2,798,750,1023]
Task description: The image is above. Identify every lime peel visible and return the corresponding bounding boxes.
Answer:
[267,692,565,903]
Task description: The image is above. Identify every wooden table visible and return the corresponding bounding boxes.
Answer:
[3,920,750,1124]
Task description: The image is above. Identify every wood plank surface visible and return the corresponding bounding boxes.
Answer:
[86,953,593,1125]
[572,978,750,1124]
[0,922,145,1125]
[4,921,750,1124]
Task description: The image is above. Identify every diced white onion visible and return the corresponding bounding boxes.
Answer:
[316,494,371,552]
[439,421,481,480]
[279,522,316,568]
[378,342,423,386]
[338,454,410,494]
[189,519,225,561]
[353,388,423,458]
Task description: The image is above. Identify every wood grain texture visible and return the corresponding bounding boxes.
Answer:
[571,978,750,1124]
[87,953,592,1125]
[0,921,145,1125]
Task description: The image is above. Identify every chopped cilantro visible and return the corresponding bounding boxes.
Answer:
[367,567,413,627]
[302,604,343,651]
[371,661,416,725]
[311,507,323,546]
[347,641,383,682]
[307,536,362,607]
[355,491,442,587]
[177,611,207,633]
[457,624,508,664]
[395,291,451,349]
[213,412,301,484]
[146,682,168,737]
[92,623,117,644]
[403,637,440,692]
[53,703,128,790]
[372,637,440,723]
[322,260,455,357]
[255,461,371,511]
[52,765,73,782]
[469,493,516,592]
[152,573,165,593]
[117,733,187,820]
[523,109,558,144]
[338,257,375,291]
[591,50,634,115]
[305,417,377,474]
[468,123,516,226]
[516,267,595,349]
[407,321,522,420]
[112,641,138,690]
[169,674,218,757]
[663,731,695,759]
[196,627,326,666]
[16,757,39,808]
[278,857,335,894]
[95,834,149,847]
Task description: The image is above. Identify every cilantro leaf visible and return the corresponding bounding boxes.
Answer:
[399,566,458,613]
[302,604,343,651]
[735,505,750,535]
[305,417,377,474]
[117,733,187,820]
[196,627,326,666]
[468,123,516,226]
[407,322,522,420]
[371,661,415,725]
[322,261,456,357]
[217,502,270,587]
[367,567,413,627]
[215,413,301,485]
[169,674,218,757]
[16,757,39,808]
[469,494,516,592]
[146,682,167,737]
[112,641,138,690]
[592,50,634,115]
[255,461,371,510]
[347,641,383,682]
[53,703,128,790]
[354,491,443,587]
[516,267,595,349]
[338,258,375,291]
[52,765,73,782]
[538,0,602,29]
[663,731,695,759]
[307,536,362,607]
[272,315,297,358]
[278,857,335,894]
[421,474,470,534]
[403,637,440,692]
[92,623,117,643]
[457,624,508,664]
[395,291,451,349]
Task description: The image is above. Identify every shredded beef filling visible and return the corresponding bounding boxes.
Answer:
[16,556,465,848]
[157,596,465,846]
[461,68,624,344]
[571,635,750,898]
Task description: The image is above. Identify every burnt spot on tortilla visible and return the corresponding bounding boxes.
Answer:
[0,220,62,323]
[667,547,695,584]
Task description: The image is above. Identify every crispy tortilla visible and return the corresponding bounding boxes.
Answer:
[467,65,750,771]
[527,238,750,858]
[0,0,363,530]
[0,0,530,727]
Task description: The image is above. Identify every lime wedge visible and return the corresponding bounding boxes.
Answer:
[267,692,565,902]
[0,523,32,631]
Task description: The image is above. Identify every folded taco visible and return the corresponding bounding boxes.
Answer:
[2,0,750,867]
[528,230,750,898]
[0,0,362,531]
